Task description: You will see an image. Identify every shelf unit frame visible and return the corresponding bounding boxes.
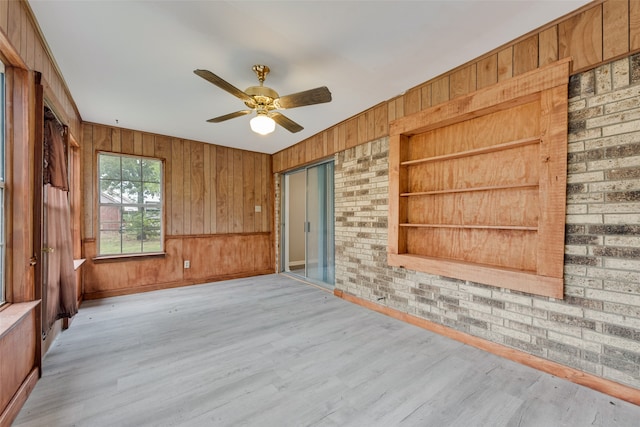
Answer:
[387,59,571,299]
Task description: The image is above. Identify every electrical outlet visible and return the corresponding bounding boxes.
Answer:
[184,260,190,269]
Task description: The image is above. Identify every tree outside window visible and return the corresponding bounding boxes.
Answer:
[98,153,163,256]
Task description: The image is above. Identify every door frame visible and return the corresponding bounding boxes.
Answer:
[279,159,335,287]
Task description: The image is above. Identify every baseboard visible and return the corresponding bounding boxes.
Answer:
[334,289,640,407]
[0,367,39,427]
[83,269,275,300]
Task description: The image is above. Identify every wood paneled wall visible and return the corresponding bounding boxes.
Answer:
[0,2,81,424]
[0,1,81,138]
[81,123,274,298]
[272,0,633,173]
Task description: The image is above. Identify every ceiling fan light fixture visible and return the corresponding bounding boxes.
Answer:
[250,113,276,135]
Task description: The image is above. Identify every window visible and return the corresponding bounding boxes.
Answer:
[98,153,163,256]
[0,62,5,304]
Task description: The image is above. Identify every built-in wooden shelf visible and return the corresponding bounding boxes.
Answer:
[399,223,538,231]
[388,59,571,299]
[401,183,539,197]
[400,136,541,166]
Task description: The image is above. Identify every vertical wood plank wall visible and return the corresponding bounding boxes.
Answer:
[81,123,274,299]
[272,0,634,173]
[0,1,82,425]
[0,1,80,139]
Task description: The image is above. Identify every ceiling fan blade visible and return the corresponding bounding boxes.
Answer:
[207,110,253,123]
[270,112,304,133]
[275,86,332,109]
[194,69,254,103]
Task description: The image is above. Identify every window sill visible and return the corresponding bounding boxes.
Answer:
[0,301,40,340]
[92,252,166,263]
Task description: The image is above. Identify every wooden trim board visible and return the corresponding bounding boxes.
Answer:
[0,368,38,427]
[334,289,640,407]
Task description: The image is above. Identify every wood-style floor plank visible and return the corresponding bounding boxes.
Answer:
[13,274,640,426]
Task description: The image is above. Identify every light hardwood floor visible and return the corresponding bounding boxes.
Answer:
[13,274,640,426]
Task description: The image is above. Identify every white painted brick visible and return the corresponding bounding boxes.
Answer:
[589,84,640,107]
[583,329,640,353]
[567,193,604,204]
[585,289,640,306]
[591,203,640,214]
[603,213,640,225]
[568,128,602,142]
[586,109,640,129]
[467,309,505,325]
[604,257,640,271]
[568,162,587,173]
[566,204,588,214]
[532,299,584,317]
[565,245,588,256]
[459,299,492,314]
[493,291,533,306]
[492,308,533,325]
[589,179,640,192]
[459,283,493,298]
[565,214,603,224]
[584,131,640,150]
[469,327,505,344]
[491,324,532,342]
[604,97,640,114]
[588,155,640,172]
[602,119,640,136]
[569,99,587,111]
[532,318,583,338]
[595,64,612,94]
[612,58,630,89]
[505,303,548,319]
[605,236,640,247]
[564,275,603,289]
[548,331,602,353]
[583,308,624,325]
[586,267,640,283]
[602,367,638,387]
[567,171,604,183]
[568,141,585,152]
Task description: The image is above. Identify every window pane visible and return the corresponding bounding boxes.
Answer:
[142,159,161,183]
[121,157,141,181]
[100,179,122,203]
[99,154,121,180]
[143,233,162,252]
[99,205,121,230]
[99,230,122,255]
[121,181,139,203]
[143,182,161,203]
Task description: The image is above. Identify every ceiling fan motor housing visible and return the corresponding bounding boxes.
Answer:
[244,85,279,111]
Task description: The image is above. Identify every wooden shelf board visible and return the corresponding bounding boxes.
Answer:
[401,136,541,166]
[400,223,538,231]
[401,183,539,197]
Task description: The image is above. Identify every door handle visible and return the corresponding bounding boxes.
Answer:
[42,247,55,253]
[304,222,311,232]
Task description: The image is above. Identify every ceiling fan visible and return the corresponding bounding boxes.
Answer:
[194,65,332,135]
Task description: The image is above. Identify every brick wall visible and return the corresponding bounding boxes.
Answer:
[333,54,640,389]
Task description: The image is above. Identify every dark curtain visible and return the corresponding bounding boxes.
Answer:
[43,113,77,330]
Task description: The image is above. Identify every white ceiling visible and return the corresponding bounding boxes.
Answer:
[28,0,591,154]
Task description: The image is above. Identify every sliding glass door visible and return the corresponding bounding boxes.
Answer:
[282,161,334,287]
